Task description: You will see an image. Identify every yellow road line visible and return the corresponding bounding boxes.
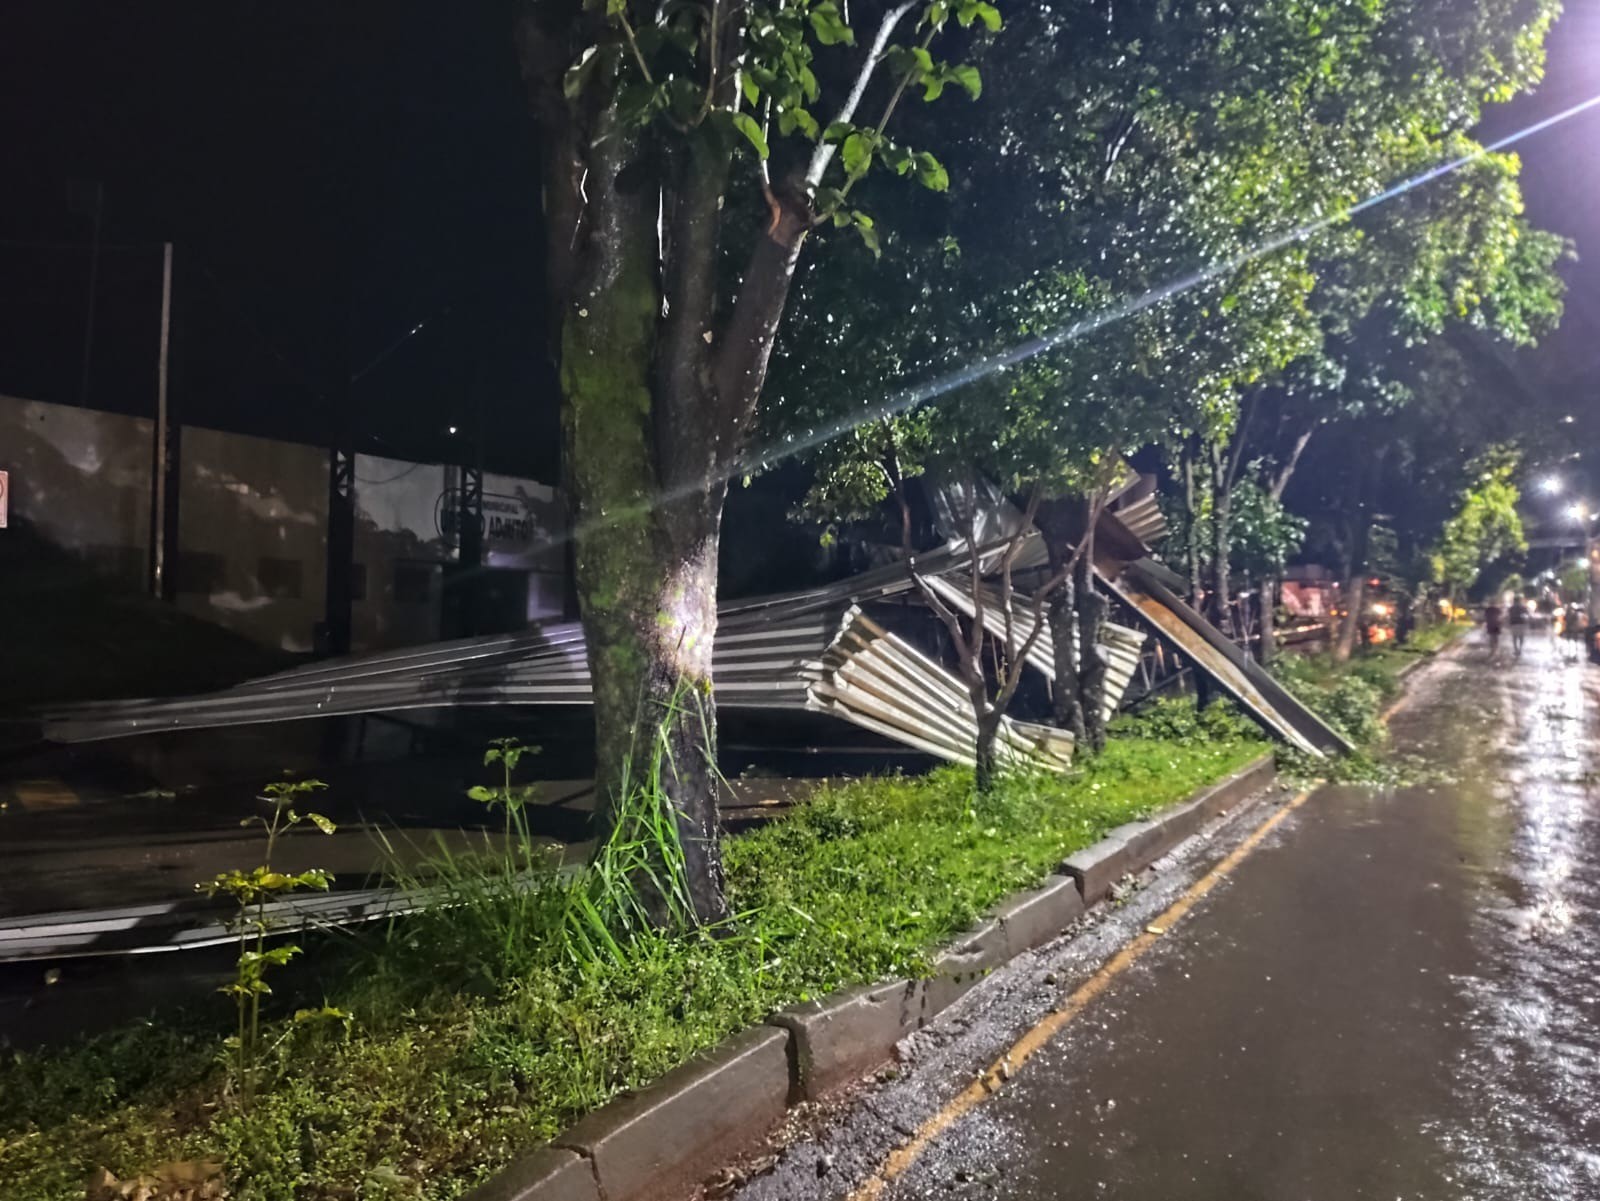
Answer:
[847,787,1316,1201]
[10,779,82,810]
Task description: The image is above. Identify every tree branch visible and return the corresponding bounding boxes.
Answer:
[1271,423,1315,501]
[804,1,918,189]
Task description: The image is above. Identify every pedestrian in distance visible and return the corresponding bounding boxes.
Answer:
[1483,601,1503,661]
[1509,597,1529,658]
[1560,604,1586,664]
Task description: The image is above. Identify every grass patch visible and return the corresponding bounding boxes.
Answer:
[0,719,1263,1201]
[1270,621,1469,783]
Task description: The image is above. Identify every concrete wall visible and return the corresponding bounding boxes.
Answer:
[352,454,452,651]
[177,427,329,653]
[0,393,152,588]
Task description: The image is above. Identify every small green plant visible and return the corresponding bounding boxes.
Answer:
[201,777,338,1108]
[1109,695,1258,745]
[469,737,542,841]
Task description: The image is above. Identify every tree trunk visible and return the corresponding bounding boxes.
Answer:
[554,99,731,922]
[1259,575,1278,664]
[974,703,1005,795]
[1045,552,1086,743]
[517,6,814,923]
[1334,502,1372,664]
[1210,485,1233,638]
[1037,496,1091,744]
[1076,550,1109,754]
[1182,449,1205,609]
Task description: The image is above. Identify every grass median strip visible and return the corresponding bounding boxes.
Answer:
[0,703,1264,1201]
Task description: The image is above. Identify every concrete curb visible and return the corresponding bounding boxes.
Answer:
[770,978,924,1102]
[1059,754,1274,903]
[466,752,1276,1201]
[467,1148,597,1201]
[553,1025,790,1201]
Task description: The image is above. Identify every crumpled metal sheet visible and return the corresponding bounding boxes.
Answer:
[916,573,1146,722]
[806,607,1075,771]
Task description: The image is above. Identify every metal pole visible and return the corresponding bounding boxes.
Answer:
[149,242,173,596]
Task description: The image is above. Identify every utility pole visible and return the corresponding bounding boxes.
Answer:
[148,242,174,597]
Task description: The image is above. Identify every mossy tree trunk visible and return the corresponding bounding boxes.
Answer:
[1075,549,1108,754]
[972,697,1004,795]
[518,6,810,922]
[1046,570,1086,742]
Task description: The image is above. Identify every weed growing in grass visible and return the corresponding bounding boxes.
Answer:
[469,738,541,840]
[201,778,340,1109]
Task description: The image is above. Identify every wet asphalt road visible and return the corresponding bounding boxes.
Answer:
[742,633,1600,1201]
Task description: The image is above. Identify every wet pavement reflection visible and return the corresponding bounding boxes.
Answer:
[886,636,1600,1200]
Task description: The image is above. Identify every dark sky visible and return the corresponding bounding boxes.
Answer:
[0,1,559,479]
[0,3,1595,487]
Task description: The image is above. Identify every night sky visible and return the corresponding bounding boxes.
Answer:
[1,2,1596,490]
[0,2,558,480]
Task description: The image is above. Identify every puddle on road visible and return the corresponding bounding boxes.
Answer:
[1428,643,1600,1200]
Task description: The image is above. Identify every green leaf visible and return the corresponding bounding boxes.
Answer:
[616,81,661,127]
[881,143,914,175]
[306,812,337,835]
[822,122,854,144]
[841,131,872,176]
[607,0,627,15]
[779,106,820,139]
[731,111,770,159]
[741,73,760,106]
[467,785,497,803]
[914,150,949,191]
[950,64,981,100]
[910,47,934,73]
[294,1005,353,1025]
[854,221,882,257]
[813,185,845,213]
[808,3,855,46]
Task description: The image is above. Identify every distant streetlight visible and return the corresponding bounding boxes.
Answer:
[448,426,458,435]
[1540,475,1564,495]
[1567,502,1589,523]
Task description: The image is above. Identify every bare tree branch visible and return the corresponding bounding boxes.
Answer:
[804,1,918,189]
[1271,423,1315,500]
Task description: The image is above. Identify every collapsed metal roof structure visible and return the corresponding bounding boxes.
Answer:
[41,477,1348,762]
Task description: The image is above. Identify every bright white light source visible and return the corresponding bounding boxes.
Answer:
[448,426,458,435]
[1568,502,1588,522]
[1541,475,1564,495]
